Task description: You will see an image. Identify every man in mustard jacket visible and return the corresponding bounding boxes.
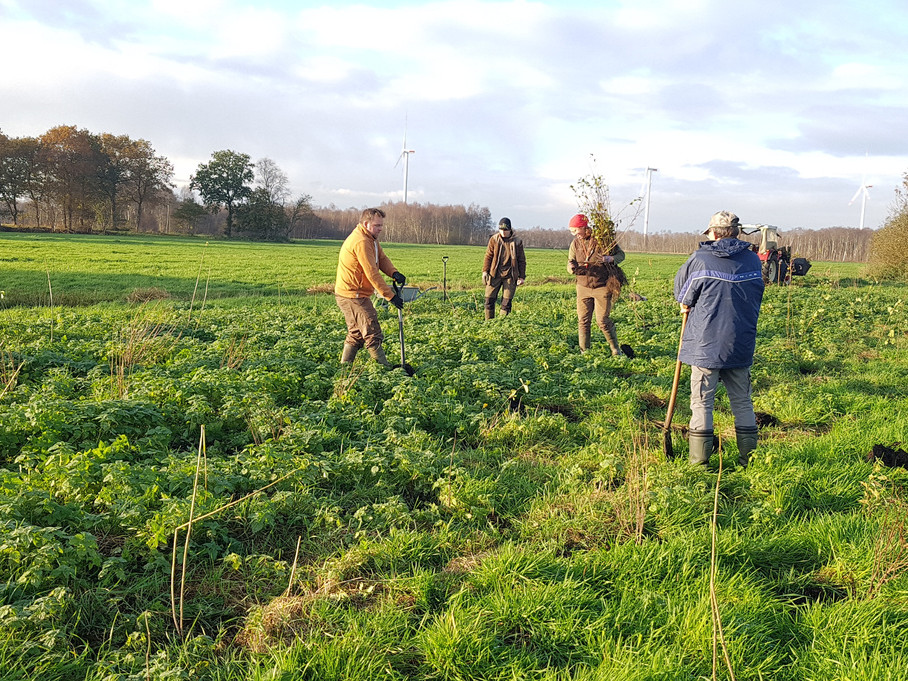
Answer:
[335,208,406,366]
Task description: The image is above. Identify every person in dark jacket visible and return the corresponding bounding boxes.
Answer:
[674,211,765,466]
[567,213,628,355]
[482,217,526,319]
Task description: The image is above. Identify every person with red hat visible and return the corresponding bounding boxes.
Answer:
[567,213,628,355]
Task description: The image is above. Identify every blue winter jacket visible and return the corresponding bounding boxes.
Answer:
[674,238,764,369]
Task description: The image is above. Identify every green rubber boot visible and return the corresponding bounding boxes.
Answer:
[340,343,359,364]
[736,426,758,468]
[689,429,714,465]
[368,346,391,367]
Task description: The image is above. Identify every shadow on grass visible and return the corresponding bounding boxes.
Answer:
[2,270,305,307]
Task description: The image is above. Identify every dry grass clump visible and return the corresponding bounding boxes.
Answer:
[541,275,573,285]
[442,552,490,576]
[126,286,172,303]
[307,282,335,294]
[234,595,322,653]
[235,577,387,652]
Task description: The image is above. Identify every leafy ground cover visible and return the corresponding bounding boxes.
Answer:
[0,233,906,680]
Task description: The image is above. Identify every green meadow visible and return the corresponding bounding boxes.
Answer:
[0,232,906,680]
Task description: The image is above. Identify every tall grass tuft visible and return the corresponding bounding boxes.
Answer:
[861,476,908,598]
[108,303,179,398]
[0,343,24,399]
[611,431,653,544]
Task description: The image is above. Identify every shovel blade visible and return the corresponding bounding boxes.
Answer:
[392,363,415,376]
[663,428,675,460]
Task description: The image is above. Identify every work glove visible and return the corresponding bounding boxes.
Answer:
[390,294,404,310]
[482,272,490,285]
[392,271,406,285]
[517,278,525,286]
[601,255,614,264]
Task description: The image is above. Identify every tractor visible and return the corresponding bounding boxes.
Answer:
[740,224,811,285]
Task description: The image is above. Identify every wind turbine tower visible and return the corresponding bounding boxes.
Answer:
[642,167,657,249]
[849,180,872,230]
[395,124,415,204]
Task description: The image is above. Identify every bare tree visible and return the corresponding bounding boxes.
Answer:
[256,157,290,207]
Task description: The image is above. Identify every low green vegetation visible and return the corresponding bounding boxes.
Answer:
[1,233,906,679]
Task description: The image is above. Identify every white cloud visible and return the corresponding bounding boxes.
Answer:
[829,62,904,91]
[210,8,290,59]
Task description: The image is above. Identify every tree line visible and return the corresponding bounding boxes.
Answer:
[0,125,495,244]
[0,125,174,234]
[0,125,887,264]
[514,225,876,263]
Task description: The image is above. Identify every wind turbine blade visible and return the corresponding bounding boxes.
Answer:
[848,186,863,205]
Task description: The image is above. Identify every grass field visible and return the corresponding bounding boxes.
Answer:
[1,232,906,680]
[0,231,866,305]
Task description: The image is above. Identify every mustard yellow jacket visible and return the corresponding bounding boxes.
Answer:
[335,224,398,300]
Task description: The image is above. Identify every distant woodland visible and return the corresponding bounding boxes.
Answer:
[1,125,876,262]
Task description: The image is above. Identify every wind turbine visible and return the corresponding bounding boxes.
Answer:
[639,167,657,249]
[849,179,872,230]
[394,123,415,204]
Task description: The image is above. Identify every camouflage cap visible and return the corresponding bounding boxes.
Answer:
[704,211,740,234]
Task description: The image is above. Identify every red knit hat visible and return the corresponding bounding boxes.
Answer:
[569,213,589,230]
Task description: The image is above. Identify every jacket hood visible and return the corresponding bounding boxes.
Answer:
[699,237,753,258]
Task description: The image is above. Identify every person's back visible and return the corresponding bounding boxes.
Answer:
[674,211,764,467]
[675,237,763,369]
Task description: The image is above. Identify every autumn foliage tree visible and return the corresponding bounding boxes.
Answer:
[1,126,172,232]
[867,171,908,280]
[39,125,105,232]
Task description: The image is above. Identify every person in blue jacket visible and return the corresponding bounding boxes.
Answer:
[674,211,765,467]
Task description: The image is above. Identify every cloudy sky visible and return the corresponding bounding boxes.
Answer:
[2,0,906,233]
